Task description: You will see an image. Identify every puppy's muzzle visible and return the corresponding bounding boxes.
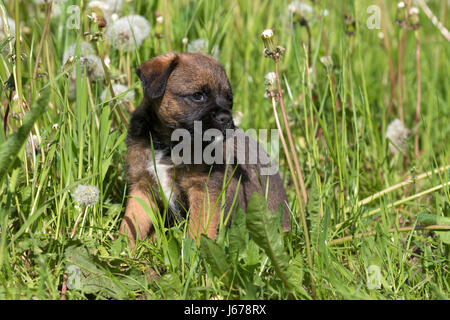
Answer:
[215,112,233,127]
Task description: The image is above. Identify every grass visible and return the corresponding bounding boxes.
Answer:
[0,0,449,300]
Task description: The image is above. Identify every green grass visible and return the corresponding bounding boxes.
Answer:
[0,0,449,299]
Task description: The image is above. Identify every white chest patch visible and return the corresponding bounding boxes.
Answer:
[147,150,176,209]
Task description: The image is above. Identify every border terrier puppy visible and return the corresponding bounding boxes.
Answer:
[120,52,289,248]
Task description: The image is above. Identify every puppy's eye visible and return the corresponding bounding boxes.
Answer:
[191,91,206,102]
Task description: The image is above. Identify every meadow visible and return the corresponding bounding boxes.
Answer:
[0,0,449,300]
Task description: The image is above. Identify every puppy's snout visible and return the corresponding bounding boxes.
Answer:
[215,112,232,125]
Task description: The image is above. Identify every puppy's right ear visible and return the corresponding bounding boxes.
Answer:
[137,52,179,100]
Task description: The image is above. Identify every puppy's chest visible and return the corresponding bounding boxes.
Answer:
[147,150,178,210]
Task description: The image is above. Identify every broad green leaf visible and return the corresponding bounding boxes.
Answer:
[64,244,144,298]
[167,230,181,270]
[245,192,290,288]
[200,235,231,283]
[0,95,47,181]
[157,273,183,299]
[228,207,248,261]
[307,178,321,246]
[287,254,304,288]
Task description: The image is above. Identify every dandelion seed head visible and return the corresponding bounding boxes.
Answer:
[397,1,406,9]
[101,84,135,102]
[34,0,65,18]
[63,42,104,81]
[287,1,314,23]
[25,135,40,157]
[79,54,105,80]
[187,38,220,59]
[386,119,410,154]
[264,72,277,86]
[409,7,419,15]
[264,72,277,94]
[260,29,274,39]
[73,185,100,207]
[63,42,96,65]
[288,1,313,15]
[0,16,16,40]
[106,15,151,51]
[233,111,243,127]
[89,0,123,21]
[321,9,329,17]
[320,55,333,68]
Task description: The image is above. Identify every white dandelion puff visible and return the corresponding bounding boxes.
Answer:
[287,1,314,22]
[320,55,333,69]
[187,38,220,59]
[101,84,135,103]
[25,135,40,157]
[62,42,104,87]
[89,0,123,22]
[72,185,100,207]
[33,0,65,18]
[233,111,243,127]
[386,119,410,154]
[264,72,277,86]
[62,41,96,65]
[106,15,151,51]
[0,16,16,40]
[79,54,105,80]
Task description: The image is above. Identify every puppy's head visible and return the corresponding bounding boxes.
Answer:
[137,52,234,139]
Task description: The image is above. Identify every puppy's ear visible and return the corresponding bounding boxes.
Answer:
[137,52,179,99]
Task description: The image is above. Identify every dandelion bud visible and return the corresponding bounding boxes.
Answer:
[264,72,277,98]
[261,29,276,56]
[319,55,333,70]
[155,11,164,39]
[343,14,356,36]
[395,1,407,27]
[409,7,420,30]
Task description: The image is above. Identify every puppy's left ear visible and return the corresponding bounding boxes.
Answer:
[137,52,179,100]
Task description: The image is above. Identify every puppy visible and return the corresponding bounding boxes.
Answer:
[120,52,289,248]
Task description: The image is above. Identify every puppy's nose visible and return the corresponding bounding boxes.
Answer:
[215,112,232,124]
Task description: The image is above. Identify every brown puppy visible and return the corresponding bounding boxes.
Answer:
[120,52,289,248]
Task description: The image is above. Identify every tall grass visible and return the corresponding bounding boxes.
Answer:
[0,0,449,299]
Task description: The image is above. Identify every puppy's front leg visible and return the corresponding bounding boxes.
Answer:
[187,188,221,244]
[120,186,157,248]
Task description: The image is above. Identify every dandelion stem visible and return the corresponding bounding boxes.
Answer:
[397,0,413,124]
[346,165,450,212]
[71,207,88,239]
[337,181,450,229]
[32,1,52,80]
[274,63,308,207]
[415,0,450,41]
[329,224,450,246]
[272,62,314,294]
[414,30,421,159]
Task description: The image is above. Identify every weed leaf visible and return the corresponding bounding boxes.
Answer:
[0,95,47,181]
[245,192,290,289]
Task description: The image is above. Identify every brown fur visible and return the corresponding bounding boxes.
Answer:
[120,52,290,248]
